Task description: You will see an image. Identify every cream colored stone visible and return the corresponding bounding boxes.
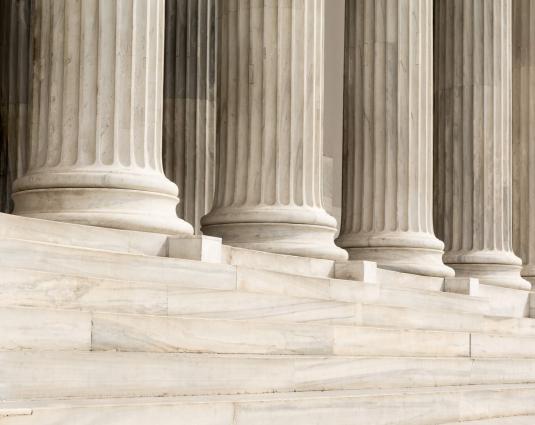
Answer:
[91,313,335,355]
[11,0,193,235]
[377,268,445,292]
[333,326,469,357]
[434,0,530,291]
[445,278,480,297]
[334,261,377,283]
[478,284,531,318]
[0,307,91,351]
[5,352,535,401]
[337,0,452,278]
[201,0,346,261]
[168,235,222,263]
[471,333,535,358]
[222,245,335,278]
[0,213,169,256]
[0,238,236,291]
[3,385,535,425]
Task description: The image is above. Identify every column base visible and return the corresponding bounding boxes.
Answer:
[336,232,454,277]
[12,188,193,235]
[201,222,348,261]
[444,251,532,291]
[521,266,535,288]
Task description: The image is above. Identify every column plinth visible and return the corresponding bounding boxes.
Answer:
[434,0,530,290]
[201,0,347,261]
[13,0,193,235]
[336,0,452,277]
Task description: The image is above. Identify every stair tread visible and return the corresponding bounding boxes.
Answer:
[3,383,535,406]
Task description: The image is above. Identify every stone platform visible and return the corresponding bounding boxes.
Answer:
[1,213,535,424]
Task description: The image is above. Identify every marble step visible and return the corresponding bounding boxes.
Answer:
[92,312,471,357]
[5,305,535,359]
[0,212,169,257]
[0,213,337,279]
[441,416,535,425]
[0,267,495,334]
[221,244,335,278]
[0,306,470,357]
[4,266,535,338]
[237,267,489,315]
[3,351,535,401]
[0,238,489,317]
[2,384,535,425]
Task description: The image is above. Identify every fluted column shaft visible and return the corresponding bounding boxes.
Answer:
[434,0,529,290]
[337,0,452,277]
[513,0,535,287]
[13,0,193,235]
[0,0,31,213]
[201,0,347,261]
[163,0,217,234]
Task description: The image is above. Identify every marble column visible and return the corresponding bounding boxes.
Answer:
[336,0,453,277]
[0,0,31,213]
[12,0,193,235]
[513,0,535,287]
[434,0,530,290]
[201,0,347,261]
[163,0,217,234]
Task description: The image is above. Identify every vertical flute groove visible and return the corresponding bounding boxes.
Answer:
[434,0,529,290]
[513,0,535,286]
[162,0,217,233]
[202,0,345,261]
[338,0,451,277]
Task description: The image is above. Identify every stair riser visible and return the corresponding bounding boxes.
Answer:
[3,307,535,358]
[91,313,469,357]
[0,268,500,336]
[0,239,488,318]
[0,240,237,291]
[2,386,535,425]
[2,353,535,401]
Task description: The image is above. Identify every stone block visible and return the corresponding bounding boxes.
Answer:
[334,260,377,283]
[168,235,223,263]
[445,277,480,296]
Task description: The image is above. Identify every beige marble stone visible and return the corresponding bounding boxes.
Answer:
[337,0,453,278]
[4,352,535,401]
[334,260,377,283]
[0,213,170,256]
[201,0,346,261]
[0,306,91,351]
[376,268,445,292]
[168,234,222,263]
[163,0,217,233]
[445,278,480,297]
[434,0,530,291]
[222,245,335,278]
[478,284,531,318]
[11,0,193,235]
[513,0,535,289]
[3,385,535,425]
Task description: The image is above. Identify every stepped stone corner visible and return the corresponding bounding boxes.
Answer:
[1,0,535,424]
